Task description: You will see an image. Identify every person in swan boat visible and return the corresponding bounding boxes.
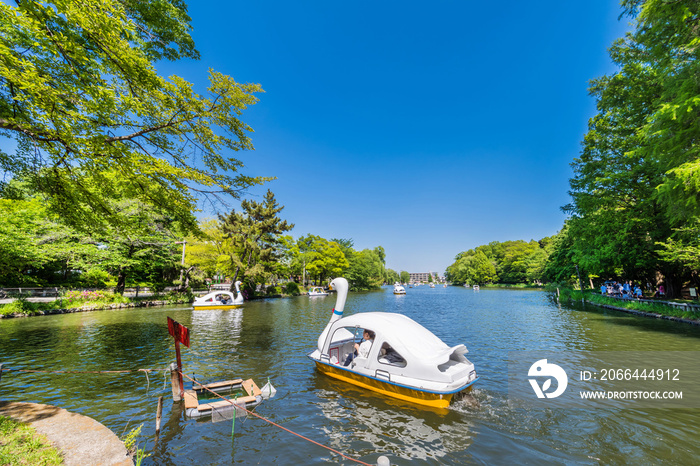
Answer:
[344,329,375,366]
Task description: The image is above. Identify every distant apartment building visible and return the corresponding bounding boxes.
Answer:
[409,272,441,283]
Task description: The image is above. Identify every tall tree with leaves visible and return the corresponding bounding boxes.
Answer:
[0,0,271,234]
[219,190,293,288]
[563,0,700,295]
[290,235,348,285]
[345,248,386,291]
[95,198,184,294]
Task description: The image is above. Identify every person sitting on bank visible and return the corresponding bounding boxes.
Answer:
[654,285,666,298]
[634,285,643,300]
[344,330,375,366]
[622,281,631,298]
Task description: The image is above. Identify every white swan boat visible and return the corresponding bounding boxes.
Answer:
[308,286,329,297]
[393,283,406,295]
[193,281,244,309]
[308,277,478,408]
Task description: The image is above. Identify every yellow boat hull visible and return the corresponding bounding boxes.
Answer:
[192,304,243,310]
[314,360,474,409]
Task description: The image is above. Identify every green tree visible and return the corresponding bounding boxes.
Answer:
[275,235,299,280]
[542,225,579,286]
[400,271,410,284]
[384,269,399,285]
[0,0,271,234]
[218,190,293,288]
[346,248,386,291]
[293,235,348,285]
[471,250,497,285]
[183,219,227,287]
[562,0,700,295]
[494,240,541,283]
[0,197,59,285]
[524,247,548,284]
[621,0,700,224]
[330,238,355,260]
[0,187,182,291]
[446,248,498,285]
[95,198,184,294]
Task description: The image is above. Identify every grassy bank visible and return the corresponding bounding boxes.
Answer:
[552,286,700,321]
[479,283,544,290]
[0,415,63,465]
[0,290,195,317]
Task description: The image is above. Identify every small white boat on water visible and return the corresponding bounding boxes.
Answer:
[473,285,480,291]
[193,281,244,309]
[393,283,406,295]
[308,286,329,297]
[308,278,479,408]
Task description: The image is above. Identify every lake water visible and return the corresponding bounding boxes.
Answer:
[2,285,700,465]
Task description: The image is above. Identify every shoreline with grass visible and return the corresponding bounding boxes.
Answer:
[0,289,196,319]
[555,286,700,326]
[0,283,314,318]
[0,415,64,465]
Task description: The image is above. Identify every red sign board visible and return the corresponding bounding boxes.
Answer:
[167,317,190,348]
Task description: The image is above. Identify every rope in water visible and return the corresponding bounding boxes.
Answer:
[0,367,156,374]
[179,371,374,466]
[0,366,376,465]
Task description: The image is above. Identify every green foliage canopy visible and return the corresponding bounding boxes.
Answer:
[0,0,271,234]
[561,0,700,294]
[218,190,294,287]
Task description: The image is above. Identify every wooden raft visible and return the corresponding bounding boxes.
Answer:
[184,378,261,413]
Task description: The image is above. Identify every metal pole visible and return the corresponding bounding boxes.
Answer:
[176,240,186,286]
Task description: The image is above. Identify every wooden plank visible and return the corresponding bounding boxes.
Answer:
[196,396,257,412]
[183,390,198,409]
[197,402,214,412]
[242,379,262,397]
[232,395,257,405]
[200,379,243,390]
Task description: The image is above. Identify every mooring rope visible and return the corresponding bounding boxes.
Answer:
[0,366,375,465]
[0,367,157,375]
[179,372,374,466]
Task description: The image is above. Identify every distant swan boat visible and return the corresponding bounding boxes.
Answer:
[192,280,244,309]
[308,286,329,296]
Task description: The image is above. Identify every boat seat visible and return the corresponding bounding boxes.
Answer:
[350,357,368,368]
[379,357,407,368]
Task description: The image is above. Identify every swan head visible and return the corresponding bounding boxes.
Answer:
[317,277,349,352]
[329,277,347,292]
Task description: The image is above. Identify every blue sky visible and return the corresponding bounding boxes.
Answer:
[164,1,632,274]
